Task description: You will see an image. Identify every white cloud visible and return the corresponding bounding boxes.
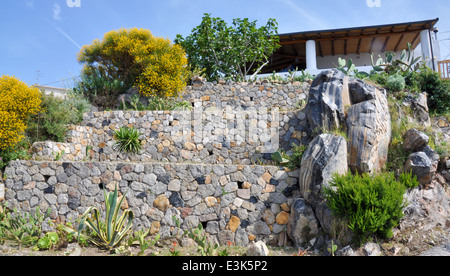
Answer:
[53,3,62,21]
[43,17,82,50]
[281,0,329,30]
[169,0,184,8]
[26,0,34,8]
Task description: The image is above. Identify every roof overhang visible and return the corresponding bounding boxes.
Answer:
[263,18,439,73]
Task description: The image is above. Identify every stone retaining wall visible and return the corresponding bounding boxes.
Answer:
[30,81,312,164]
[32,108,310,164]
[182,80,310,110]
[3,160,300,246]
[1,81,311,247]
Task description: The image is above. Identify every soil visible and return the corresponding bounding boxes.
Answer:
[0,226,448,257]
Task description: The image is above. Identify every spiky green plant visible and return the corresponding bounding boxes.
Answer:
[113,126,143,155]
[61,184,133,250]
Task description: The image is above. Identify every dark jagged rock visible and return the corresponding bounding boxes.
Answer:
[403,129,430,152]
[305,69,351,134]
[298,134,350,242]
[347,78,391,174]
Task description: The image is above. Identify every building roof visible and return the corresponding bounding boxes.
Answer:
[263,18,439,73]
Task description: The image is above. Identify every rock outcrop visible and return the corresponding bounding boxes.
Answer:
[287,198,320,247]
[294,70,392,245]
[346,78,391,174]
[403,129,440,187]
[305,70,391,175]
[297,133,352,245]
[305,70,351,134]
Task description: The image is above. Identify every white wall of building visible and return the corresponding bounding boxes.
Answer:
[36,85,68,98]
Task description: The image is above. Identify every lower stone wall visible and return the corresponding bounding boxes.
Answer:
[3,160,300,246]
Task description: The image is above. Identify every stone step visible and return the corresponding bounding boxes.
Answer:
[3,160,300,246]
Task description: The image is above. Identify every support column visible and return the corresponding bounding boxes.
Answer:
[306,40,317,70]
[420,29,432,68]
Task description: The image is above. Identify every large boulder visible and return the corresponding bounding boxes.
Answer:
[305,69,351,134]
[299,134,348,205]
[305,71,391,174]
[346,78,391,174]
[298,134,351,242]
[117,87,149,109]
[287,198,320,247]
[404,146,440,187]
[403,129,429,152]
[246,241,270,256]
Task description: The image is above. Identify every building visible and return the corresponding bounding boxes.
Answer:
[36,85,69,98]
[262,18,440,75]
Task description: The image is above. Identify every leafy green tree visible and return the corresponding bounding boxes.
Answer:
[175,13,280,81]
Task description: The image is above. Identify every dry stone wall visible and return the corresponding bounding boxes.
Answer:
[2,81,311,247]
[4,160,300,246]
[31,82,311,164]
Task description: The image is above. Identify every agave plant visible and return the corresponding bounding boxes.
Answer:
[113,126,143,155]
[61,184,134,250]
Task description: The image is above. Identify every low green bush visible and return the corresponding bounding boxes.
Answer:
[323,172,416,245]
[0,139,31,171]
[286,143,307,170]
[386,73,406,92]
[26,92,91,143]
[73,67,128,110]
[418,67,450,115]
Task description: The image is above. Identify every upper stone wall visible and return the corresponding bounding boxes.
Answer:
[31,82,312,164]
[182,80,310,110]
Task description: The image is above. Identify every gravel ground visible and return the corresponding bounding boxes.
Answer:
[1,228,448,256]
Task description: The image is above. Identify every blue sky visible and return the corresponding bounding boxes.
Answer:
[1,0,449,88]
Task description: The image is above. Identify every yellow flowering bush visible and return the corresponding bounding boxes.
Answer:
[0,75,41,151]
[77,28,188,99]
[0,111,26,151]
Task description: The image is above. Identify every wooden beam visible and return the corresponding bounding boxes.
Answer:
[381,36,390,53]
[273,53,306,60]
[357,38,362,55]
[279,29,423,45]
[318,40,323,57]
[369,37,376,53]
[394,34,405,52]
[331,40,335,56]
[411,31,421,47]
[344,38,348,56]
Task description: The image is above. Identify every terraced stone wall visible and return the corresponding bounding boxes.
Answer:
[2,81,311,246]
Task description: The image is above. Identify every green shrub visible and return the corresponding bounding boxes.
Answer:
[386,73,406,92]
[26,92,91,143]
[323,172,410,245]
[0,138,31,171]
[73,67,128,110]
[368,71,389,87]
[401,70,421,93]
[398,171,420,189]
[286,143,307,170]
[418,68,450,115]
[113,126,143,155]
